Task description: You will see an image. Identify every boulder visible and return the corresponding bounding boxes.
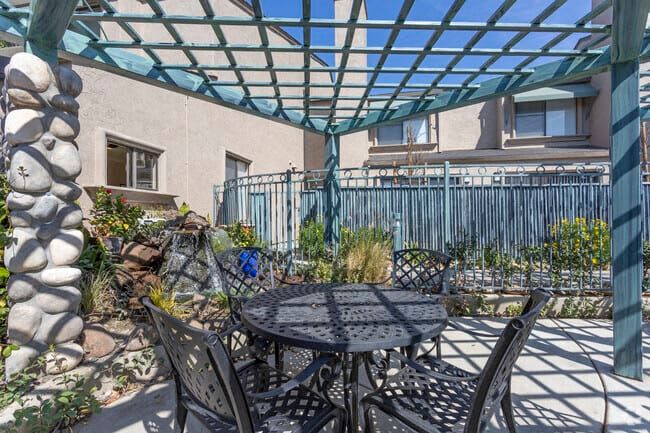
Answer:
[121,242,161,270]
[4,227,48,273]
[49,94,79,113]
[41,266,82,286]
[7,88,44,109]
[4,108,44,146]
[4,345,41,381]
[8,145,52,193]
[55,204,83,229]
[35,312,84,345]
[33,285,81,314]
[9,210,32,227]
[125,324,159,352]
[35,222,59,241]
[6,52,51,93]
[44,342,84,374]
[7,191,36,210]
[47,229,84,266]
[7,273,40,302]
[50,180,82,201]
[49,111,80,141]
[7,303,42,344]
[81,325,116,359]
[180,211,210,231]
[30,193,59,222]
[55,65,82,97]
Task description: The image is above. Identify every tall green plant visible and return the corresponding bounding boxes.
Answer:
[298,219,326,259]
[224,221,260,247]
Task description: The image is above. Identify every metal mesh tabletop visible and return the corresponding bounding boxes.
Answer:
[242,283,447,353]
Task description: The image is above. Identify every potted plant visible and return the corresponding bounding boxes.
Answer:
[89,187,144,254]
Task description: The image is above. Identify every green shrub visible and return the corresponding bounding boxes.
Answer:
[298,219,326,259]
[89,186,144,241]
[546,218,610,285]
[336,233,391,283]
[224,221,260,247]
[300,256,335,283]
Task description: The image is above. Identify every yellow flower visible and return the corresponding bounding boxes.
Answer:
[123,223,129,229]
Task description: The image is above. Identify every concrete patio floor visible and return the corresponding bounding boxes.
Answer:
[74,319,650,433]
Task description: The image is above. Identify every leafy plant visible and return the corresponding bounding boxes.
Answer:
[179,202,191,216]
[299,219,326,259]
[0,356,42,410]
[110,347,156,393]
[148,282,179,316]
[11,373,101,433]
[136,220,167,240]
[482,245,517,287]
[89,186,144,241]
[546,218,610,286]
[224,221,260,247]
[504,302,524,317]
[474,293,495,316]
[299,256,335,283]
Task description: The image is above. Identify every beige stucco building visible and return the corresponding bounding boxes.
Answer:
[3,0,618,218]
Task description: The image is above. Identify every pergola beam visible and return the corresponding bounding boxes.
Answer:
[25,0,77,63]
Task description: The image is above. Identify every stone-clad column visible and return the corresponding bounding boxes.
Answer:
[3,52,84,379]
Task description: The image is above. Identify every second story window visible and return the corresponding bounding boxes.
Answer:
[377,116,429,145]
[226,154,249,180]
[106,139,159,190]
[515,99,576,137]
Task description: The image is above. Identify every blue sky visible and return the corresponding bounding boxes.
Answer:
[248,1,602,91]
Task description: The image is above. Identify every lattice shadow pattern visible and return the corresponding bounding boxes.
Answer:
[392,249,452,295]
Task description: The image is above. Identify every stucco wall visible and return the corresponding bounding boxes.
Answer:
[438,101,499,151]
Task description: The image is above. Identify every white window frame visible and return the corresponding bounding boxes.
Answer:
[225,153,250,181]
[376,116,430,145]
[514,99,577,138]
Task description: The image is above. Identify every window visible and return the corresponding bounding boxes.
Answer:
[106,139,159,190]
[226,154,249,180]
[515,99,576,137]
[377,116,429,145]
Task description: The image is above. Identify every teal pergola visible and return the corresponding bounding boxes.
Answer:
[0,0,647,379]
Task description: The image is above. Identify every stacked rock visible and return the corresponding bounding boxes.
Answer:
[2,53,85,379]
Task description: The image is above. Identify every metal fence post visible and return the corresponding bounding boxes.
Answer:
[443,161,451,251]
[212,185,219,227]
[393,212,402,252]
[285,169,293,275]
[324,134,341,252]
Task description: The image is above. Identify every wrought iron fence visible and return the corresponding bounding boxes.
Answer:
[213,162,648,292]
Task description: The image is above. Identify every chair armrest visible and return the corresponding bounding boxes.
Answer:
[248,354,335,400]
[448,321,500,338]
[218,322,244,338]
[388,350,480,383]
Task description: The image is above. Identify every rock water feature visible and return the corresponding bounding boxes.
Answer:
[2,53,85,378]
[160,212,229,298]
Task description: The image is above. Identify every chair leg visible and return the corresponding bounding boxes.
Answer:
[363,404,376,433]
[176,402,188,433]
[435,335,442,359]
[501,385,517,433]
[274,341,283,370]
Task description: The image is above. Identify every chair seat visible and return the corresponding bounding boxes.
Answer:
[188,361,339,433]
[363,356,479,433]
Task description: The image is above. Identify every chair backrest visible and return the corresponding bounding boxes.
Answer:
[141,297,255,433]
[392,249,452,294]
[465,289,550,433]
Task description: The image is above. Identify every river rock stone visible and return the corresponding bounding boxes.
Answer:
[50,180,82,201]
[50,94,79,113]
[81,325,116,359]
[6,52,51,93]
[31,194,59,222]
[36,312,84,345]
[41,266,82,286]
[9,210,32,227]
[7,273,39,302]
[8,145,52,193]
[56,66,82,97]
[7,303,42,344]
[49,141,81,178]
[4,108,44,145]
[36,222,58,241]
[4,227,47,273]
[7,191,36,210]
[48,229,84,266]
[125,324,159,351]
[34,285,81,314]
[56,204,82,229]
[7,88,44,109]
[49,111,80,141]
[44,342,84,374]
[4,345,41,380]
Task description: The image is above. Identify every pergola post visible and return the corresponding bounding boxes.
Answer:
[610,0,649,380]
[3,0,85,379]
[324,134,341,251]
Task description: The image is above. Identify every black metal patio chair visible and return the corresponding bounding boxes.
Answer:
[361,288,550,433]
[392,248,452,358]
[215,247,283,365]
[141,296,345,433]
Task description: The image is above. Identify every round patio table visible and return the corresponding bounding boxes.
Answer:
[241,283,448,432]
